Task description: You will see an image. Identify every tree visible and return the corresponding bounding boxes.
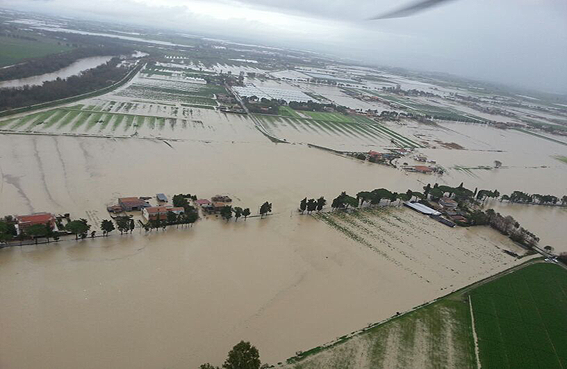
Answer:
[167,211,177,225]
[223,341,261,369]
[116,217,131,235]
[234,207,243,222]
[25,223,48,244]
[221,206,233,222]
[101,219,115,236]
[306,199,317,213]
[242,208,251,221]
[186,211,199,227]
[65,219,90,240]
[259,202,272,218]
[129,218,135,233]
[299,198,307,214]
[0,221,14,243]
[316,196,326,211]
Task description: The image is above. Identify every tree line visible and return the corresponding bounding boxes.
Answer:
[0,58,130,111]
[220,202,272,222]
[502,191,567,206]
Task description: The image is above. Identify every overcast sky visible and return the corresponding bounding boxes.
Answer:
[4,0,567,93]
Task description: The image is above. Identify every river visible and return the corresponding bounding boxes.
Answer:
[0,56,113,89]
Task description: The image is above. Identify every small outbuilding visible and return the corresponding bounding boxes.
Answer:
[156,193,168,202]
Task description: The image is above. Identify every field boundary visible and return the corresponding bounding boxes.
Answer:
[469,295,482,369]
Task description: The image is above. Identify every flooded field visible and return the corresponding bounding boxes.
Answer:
[0,127,539,368]
[1,62,566,369]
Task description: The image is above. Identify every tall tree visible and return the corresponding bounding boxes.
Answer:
[223,341,261,369]
[65,219,90,240]
[259,202,272,218]
[221,206,233,222]
[299,198,307,214]
[116,217,130,235]
[100,219,115,236]
[316,196,326,211]
[242,208,251,221]
[306,199,317,213]
[234,207,243,222]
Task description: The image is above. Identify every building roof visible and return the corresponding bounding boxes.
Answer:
[414,166,434,173]
[440,197,458,205]
[145,206,184,214]
[195,199,212,205]
[119,197,148,206]
[403,202,441,216]
[17,212,55,224]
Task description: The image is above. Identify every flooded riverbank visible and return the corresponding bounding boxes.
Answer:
[0,56,113,89]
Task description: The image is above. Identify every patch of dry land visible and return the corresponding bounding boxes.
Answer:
[0,68,563,369]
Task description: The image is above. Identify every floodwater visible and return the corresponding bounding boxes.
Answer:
[1,72,566,368]
[0,131,535,368]
[0,56,113,89]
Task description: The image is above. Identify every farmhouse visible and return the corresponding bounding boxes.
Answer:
[211,195,232,211]
[195,199,213,210]
[142,206,185,221]
[16,213,56,233]
[118,197,150,211]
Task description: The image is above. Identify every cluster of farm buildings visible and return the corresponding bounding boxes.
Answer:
[107,194,234,220]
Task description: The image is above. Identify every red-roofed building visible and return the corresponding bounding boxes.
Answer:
[118,197,150,211]
[16,212,56,233]
[142,206,184,221]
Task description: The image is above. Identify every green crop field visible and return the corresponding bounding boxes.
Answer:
[302,110,355,123]
[470,263,567,369]
[0,34,72,67]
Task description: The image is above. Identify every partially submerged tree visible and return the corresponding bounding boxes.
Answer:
[259,202,272,218]
[299,197,307,214]
[233,207,243,222]
[221,205,233,222]
[223,341,261,369]
[242,208,251,221]
[115,217,131,235]
[100,219,115,236]
[316,196,326,211]
[25,223,48,244]
[65,219,90,240]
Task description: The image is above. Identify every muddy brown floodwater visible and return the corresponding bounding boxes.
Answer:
[0,105,564,368]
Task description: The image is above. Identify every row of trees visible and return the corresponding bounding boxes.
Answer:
[299,197,326,213]
[0,58,130,111]
[220,202,272,221]
[502,191,567,206]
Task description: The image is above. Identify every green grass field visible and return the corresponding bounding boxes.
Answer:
[470,263,567,369]
[555,156,567,164]
[283,260,567,369]
[0,34,72,67]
